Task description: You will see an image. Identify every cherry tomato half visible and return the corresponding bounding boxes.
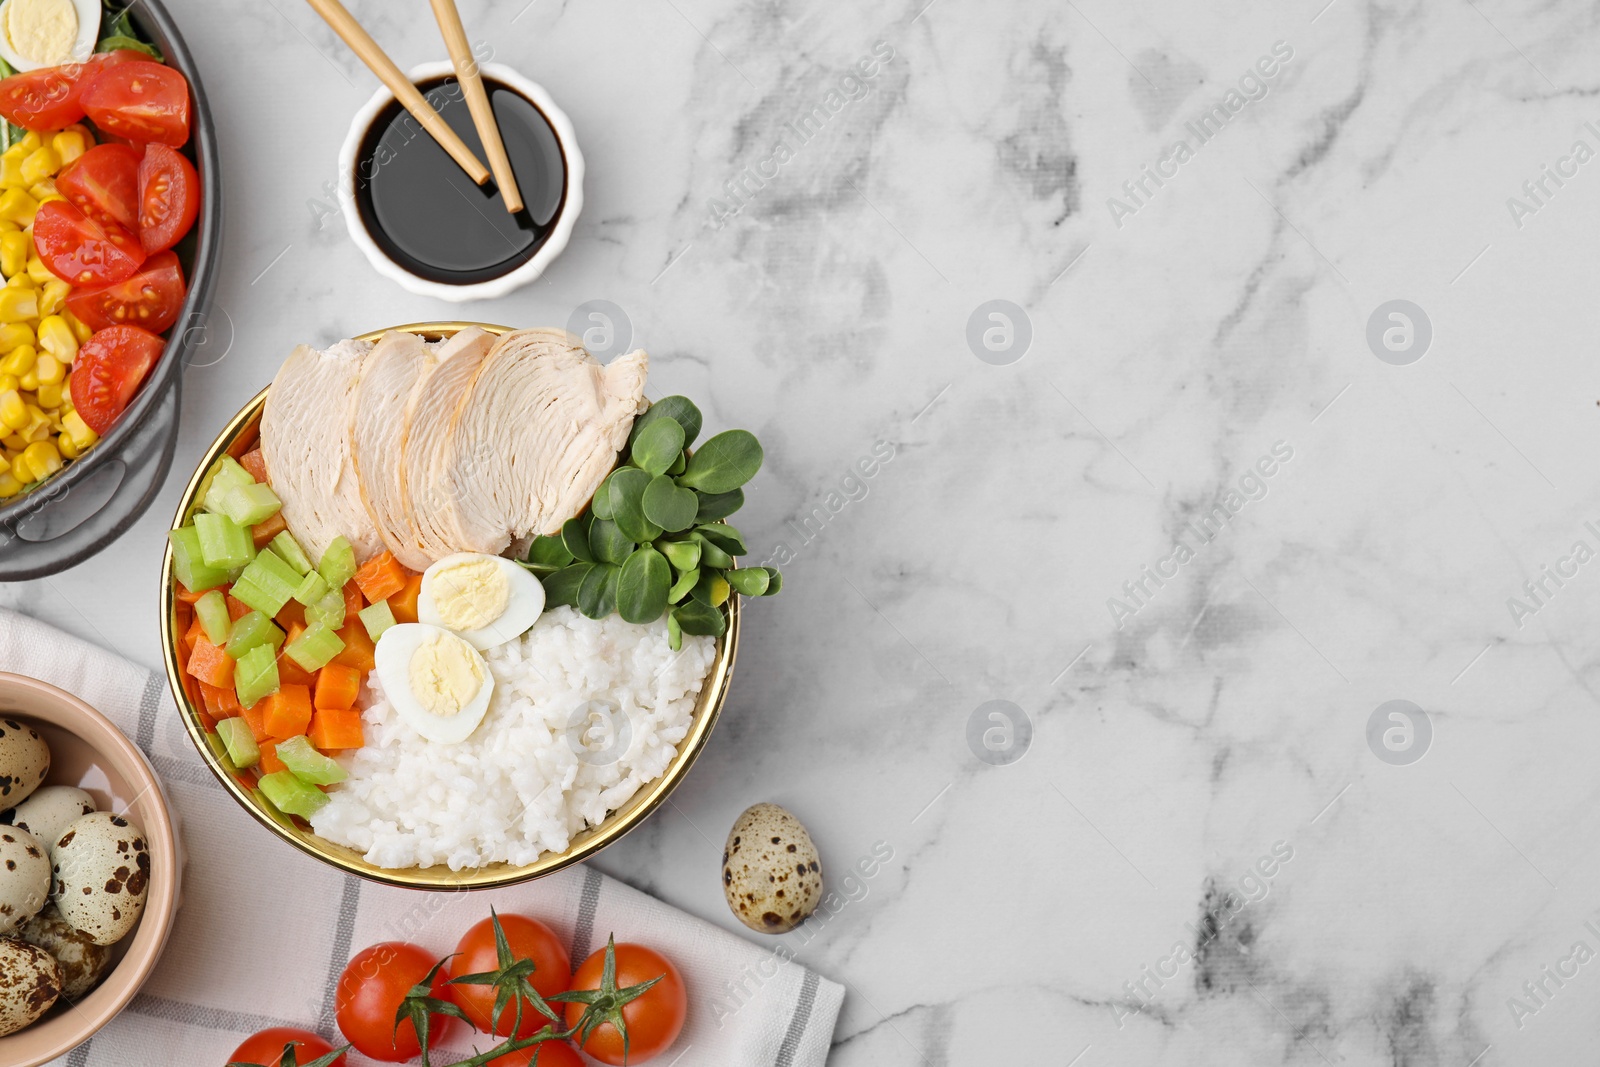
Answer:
[67,250,186,333]
[69,324,165,435]
[80,60,190,146]
[446,915,571,1038]
[564,944,687,1065]
[137,143,199,253]
[58,143,143,232]
[335,942,457,1062]
[34,199,145,286]
[228,1027,345,1067]
[0,50,149,130]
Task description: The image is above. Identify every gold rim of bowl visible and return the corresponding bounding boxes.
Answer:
[157,321,740,890]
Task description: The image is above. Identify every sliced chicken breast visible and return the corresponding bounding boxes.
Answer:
[260,338,383,565]
[350,331,438,570]
[447,328,648,550]
[397,327,500,562]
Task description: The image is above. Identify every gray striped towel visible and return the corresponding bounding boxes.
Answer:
[0,608,843,1067]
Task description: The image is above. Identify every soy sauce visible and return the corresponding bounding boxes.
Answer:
[353,76,567,285]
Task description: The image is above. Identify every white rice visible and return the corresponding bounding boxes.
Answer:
[309,606,716,870]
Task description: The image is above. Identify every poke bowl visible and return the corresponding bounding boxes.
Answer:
[159,321,759,890]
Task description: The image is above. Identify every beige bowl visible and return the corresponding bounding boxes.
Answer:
[0,673,181,1067]
[159,321,739,890]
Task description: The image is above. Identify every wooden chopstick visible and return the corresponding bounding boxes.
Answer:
[429,0,523,214]
[302,0,491,186]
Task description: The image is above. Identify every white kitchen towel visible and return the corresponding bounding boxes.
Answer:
[0,608,842,1067]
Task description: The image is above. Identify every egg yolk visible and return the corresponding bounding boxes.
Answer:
[430,556,510,631]
[408,631,484,716]
[6,0,77,65]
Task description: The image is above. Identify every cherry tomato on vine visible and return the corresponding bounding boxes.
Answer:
[446,914,570,1037]
[335,942,457,1062]
[228,1027,344,1067]
[563,942,687,1065]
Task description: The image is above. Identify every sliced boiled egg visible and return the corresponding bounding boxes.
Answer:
[417,552,545,650]
[0,0,99,73]
[373,623,494,744]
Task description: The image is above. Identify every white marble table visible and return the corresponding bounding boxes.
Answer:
[9,0,1600,1062]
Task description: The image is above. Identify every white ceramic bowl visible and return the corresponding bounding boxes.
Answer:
[338,61,585,303]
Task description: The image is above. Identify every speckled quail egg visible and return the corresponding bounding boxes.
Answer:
[0,717,49,810]
[0,826,50,936]
[418,553,545,650]
[50,811,149,946]
[20,904,111,1000]
[723,803,823,934]
[373,623,495,744]
[0,937,59,1036]
[7,785,95,850]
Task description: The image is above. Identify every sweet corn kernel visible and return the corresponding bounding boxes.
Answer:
[18,132,40,154]
[17,370,35,391]
[62,309,91,344]
[5,272,34,290]
[0,389,26,430]
[37,316,76,362]
[0,470,22,497]
[25,176,55,201]
[0,149,25,191]
[0,450,8,476]
[0,286,38,322]
[36,278,67,318]
[51,130,87,166]
[21,403,46,439]
[2,435,22,453]
[34,352,61,385]
[62,409,94,450]
[19,147,57,187]
[31,192,64,208]
[0,344,34,376]
[21,439,59,479]
[0,189,38,226]
[0,230,29,279]
[35,381,60,408]
[25,256,52,285]
[0,375,13,393]
[56,434,76,460]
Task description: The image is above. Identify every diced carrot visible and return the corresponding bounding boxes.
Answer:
[252,511,287,549]
[262,684,313,739]
[388,572,423,624]
[277,650,316,687]
[239,448,269,483]
[333,621,376,674]
[197,681,240,721]
[186,636,233,688]
[314,662,361,711]
[275,598,306,630]
[182,613,205,652]
[226,594,252,621]
[258,742,286,776]
[342,579,364,618]
[237,698,269,743]
[174,584,206,604]
[309,707,364,750]
[354,551,408,603]
[195,707,216,732]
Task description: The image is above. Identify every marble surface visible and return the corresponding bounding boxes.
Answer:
[7,0,1600,1062]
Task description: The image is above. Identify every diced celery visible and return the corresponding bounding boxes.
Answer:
[231,548,302,617]
[201,455,254,514]
[194,512,254,570]
[285,620,344,672]
[194,590,231,645]
[318,535,356,589]
[169,526,231,593]
[358,599,395,641]
[275,735,347,786]
[270,530,313,575]
[293,570,329,607]
[234,643,280,709]
[258,770,328,818]
[216,716,259,768]
[305,588,346,630]
[205,728,228,764]
[219,482,282,527]
[224,610,284,660]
